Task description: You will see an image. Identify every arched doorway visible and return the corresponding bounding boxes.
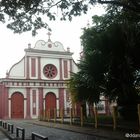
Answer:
[11,92,24,118]
[45,92,56,118]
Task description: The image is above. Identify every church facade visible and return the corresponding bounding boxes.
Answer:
[0,37,78,119]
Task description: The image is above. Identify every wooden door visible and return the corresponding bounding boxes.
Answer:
[11,92,24,118]
[45,92,56,118]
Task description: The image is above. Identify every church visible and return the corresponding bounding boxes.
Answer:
[0,34,110,119]
[0,34,79,119]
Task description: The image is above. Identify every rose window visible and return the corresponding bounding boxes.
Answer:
[43,64,57,79]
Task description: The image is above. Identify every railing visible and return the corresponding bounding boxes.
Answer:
[0,121,49,139]
[39,106,124,129]
[16,127,25,140]
[32,132,48,140]
[2,121,7,129]
[7,123,14,134]
[0,120,2,126]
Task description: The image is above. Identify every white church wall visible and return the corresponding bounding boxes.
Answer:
[9,58,25,78]
[8,88,26,98]
[43,88,59,99]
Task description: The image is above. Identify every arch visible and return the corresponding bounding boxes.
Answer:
[11,92,24,118]
[45,92,56,118]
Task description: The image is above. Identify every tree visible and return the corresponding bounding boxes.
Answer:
[0,0,140,35]
[69,7,140,120]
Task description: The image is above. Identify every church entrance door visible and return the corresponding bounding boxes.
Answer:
[45,92,56,118]
[11,92,24,118]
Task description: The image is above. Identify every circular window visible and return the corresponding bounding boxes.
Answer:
[43,64,57,79]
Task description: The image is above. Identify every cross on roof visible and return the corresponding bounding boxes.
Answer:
[47,32,51,41]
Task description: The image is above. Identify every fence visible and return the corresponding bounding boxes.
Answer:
[39,105,140,131]
[39,106,116,128]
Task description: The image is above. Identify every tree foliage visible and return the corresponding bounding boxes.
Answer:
[69,6,140,106]
[0,0,140,35]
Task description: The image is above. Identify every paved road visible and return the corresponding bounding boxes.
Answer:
[0,130,9,140]
[5,120,110,140]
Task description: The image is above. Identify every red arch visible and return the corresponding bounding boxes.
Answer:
[11,92,24,118]
[45,92,56,118]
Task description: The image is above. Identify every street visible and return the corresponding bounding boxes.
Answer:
[0,130,9,140]
[5,120,110,140]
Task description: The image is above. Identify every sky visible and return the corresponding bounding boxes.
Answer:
[0,5,105,78]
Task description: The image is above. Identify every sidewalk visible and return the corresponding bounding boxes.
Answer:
[30,120,129,140]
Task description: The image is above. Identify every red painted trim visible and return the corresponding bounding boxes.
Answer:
[59,58,63,80]
[39,88,43,116]
[31,58,36,77]
[26,56,30,79]
[59,88,64,110]
[64,60,68,78]
[70,59,73,77]
[26,87,31,119]
[32,90,36,115]
[38,57,41,79]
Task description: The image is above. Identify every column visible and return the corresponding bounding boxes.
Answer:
[59,58,63,80]
[38,88,43,116]
[26,87,31,119]
[69,59,73,77]
[4,87,9,119]
[38,57,41,79]
[26,56,30,79]
[59,88,64,110]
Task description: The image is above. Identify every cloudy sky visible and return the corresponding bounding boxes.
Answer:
[0,5,105,78]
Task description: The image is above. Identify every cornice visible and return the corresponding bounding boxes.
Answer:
[0,78,69,83]
[24,48,73,56]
